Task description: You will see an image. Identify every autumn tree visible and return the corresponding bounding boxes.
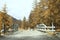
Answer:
[29,0,42,29]
[0,12,3,36]
[29,0,60,31]
[39,0,60,31]
[0,4,13,35]
[20,17,27,30]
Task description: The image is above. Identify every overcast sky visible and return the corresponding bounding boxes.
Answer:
[0,0,40,20]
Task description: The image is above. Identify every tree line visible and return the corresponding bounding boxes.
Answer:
[0,0,60,36]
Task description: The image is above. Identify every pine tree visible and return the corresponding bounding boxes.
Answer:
[20,17,27,30]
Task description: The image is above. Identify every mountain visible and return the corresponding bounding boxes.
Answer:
[0,10,22,35]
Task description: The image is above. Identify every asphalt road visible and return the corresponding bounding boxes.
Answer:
[0,35,60,40]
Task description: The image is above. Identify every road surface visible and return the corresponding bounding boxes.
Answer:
[0,30,60,40]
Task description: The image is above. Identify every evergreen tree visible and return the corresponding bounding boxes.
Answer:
[20,17,27,30]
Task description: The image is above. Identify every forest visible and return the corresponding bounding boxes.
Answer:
[0,0,60,36]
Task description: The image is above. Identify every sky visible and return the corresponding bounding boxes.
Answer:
[0,0,40,20]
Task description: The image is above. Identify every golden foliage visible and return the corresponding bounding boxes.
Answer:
[29,0,60,30]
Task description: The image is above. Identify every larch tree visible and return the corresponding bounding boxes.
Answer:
[29,0,60,31]
[29,0,43,29]
[0,12,3,36]
[40,0,60,31]
[0,4,13,34]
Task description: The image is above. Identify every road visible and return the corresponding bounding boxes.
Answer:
[0,30,60,40]
[0,35,60,40]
